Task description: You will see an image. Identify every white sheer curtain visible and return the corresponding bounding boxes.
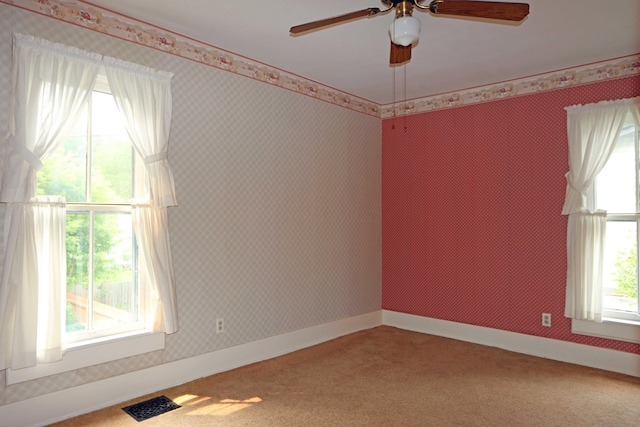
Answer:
[33,196,67,363]
[0,34,100,369]
[631,100,640,128]
[562,99,636,322]
[104,58,179,334]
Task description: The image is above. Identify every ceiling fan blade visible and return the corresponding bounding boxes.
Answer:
[390,42,412,65]
[290,8,382,34]
[430,1,529,21]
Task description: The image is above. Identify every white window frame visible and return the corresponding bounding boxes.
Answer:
[573,113,640,342]
[53,73,152,345]
[63,205,145,345]
[572,318,640,344]
[6,331,164,385]
[5,75,165,385]
[1,35,176,381]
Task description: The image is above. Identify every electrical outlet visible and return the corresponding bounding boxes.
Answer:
[542,313,551,327]
[216,318,224,334]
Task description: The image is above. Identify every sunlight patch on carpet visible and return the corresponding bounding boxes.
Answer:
[186,396,263,416]
[174,394,212,406]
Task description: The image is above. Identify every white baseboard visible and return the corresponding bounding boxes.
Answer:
[4,309,638,426]
[0,311,382,427]
[382,310,640,378]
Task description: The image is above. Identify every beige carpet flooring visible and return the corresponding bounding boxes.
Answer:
[49,326,640,426]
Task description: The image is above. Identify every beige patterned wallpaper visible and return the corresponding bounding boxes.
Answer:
[0,3,381,405]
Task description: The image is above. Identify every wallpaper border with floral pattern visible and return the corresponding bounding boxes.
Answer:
[2,0,640,118]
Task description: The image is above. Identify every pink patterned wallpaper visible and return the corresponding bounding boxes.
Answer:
[382,75,640,354]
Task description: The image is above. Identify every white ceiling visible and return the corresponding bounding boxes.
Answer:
[82,0,640,105]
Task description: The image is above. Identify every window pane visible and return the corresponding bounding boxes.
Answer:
[66,212,90,332]
[37,106,88,202]
[602,220,638,313]
[44,81,141,344]
[90,91,132,203]
[92,212,137,330]
[595,125,637,213]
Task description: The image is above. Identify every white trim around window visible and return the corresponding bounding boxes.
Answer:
[572,318,640,344]
[6,331,164,385]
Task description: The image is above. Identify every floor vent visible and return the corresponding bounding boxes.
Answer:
[122,395,181,422]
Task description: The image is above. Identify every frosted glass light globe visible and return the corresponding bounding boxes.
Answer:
[389,16,421,47]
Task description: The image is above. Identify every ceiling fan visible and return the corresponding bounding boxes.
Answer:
[290,0,530,65]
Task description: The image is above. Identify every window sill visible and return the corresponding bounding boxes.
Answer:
[6,331,164,385]
[572,317,640,344]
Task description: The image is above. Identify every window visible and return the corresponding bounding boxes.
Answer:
[1,34,177,374]
[563,98,640,344]
[37,74,148,345]
[595,112,639,323]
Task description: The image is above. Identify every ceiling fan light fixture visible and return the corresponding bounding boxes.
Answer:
[389,15,421,47]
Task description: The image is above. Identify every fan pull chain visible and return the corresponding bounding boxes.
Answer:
[390,51,410,133]
[391,19,396,130]
[391,56,397,130]
[391,17,399,132]
[403,62,408,133]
